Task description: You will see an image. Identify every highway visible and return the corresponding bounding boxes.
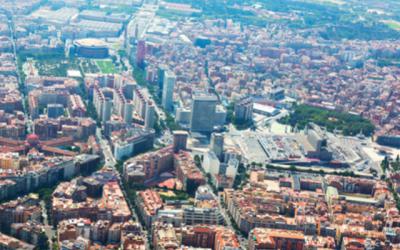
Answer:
[255,109,289,131]
[126,4,158,41]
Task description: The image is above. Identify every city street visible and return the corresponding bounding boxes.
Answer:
[95,128,116,167]
[0,0,399,249]
[95,118,150,248]
[39,200,55,249]
[218,193,248,249]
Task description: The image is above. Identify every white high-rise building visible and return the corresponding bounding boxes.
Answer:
[144,102,155,129]
[123,102,133,123]
[190,92,218,133]
[102,98,113,122]
[210,132,224,160]
[203,151,220,175]
[162,71,176,112]
[226,158,239,180]
[93,86,114,123]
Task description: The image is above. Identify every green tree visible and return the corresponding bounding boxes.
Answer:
[36,232,50,250]
[381,156,389,173]
[392,155,400,172]
[194,155,202,168]
[280,104,375,136]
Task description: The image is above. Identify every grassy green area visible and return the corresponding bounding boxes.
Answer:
[132,67,161,103]
[80,59,100,74]
[280,104,375,136]
[376,56,400,67]
[265,163,361,177]
[164,0,268,26]
[308,0,345,5]
[233,163,248,189]
[96,60,118,74]
[37,186,57,227]
[35,59,80,77]
[381,157,400,210]
[19,53,80,77]
[164,112,181,131]
[131,67,167,134]
[159,190,190,201]
[382,20,400,30]
[156,10,184,21]
[18,51,81,77]
[164,0,400,40]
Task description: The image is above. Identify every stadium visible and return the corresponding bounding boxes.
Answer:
[73,38,109,58]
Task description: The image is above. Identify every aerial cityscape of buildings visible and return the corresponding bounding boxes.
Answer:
[0,0,399,249]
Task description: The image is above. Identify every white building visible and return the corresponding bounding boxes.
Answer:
[161,71,175,112]
[145,102,155,129]
[202,151,220,176]
[225,158,239,180]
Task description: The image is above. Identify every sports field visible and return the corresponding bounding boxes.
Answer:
[382,20,400,31]
[96,60,117,74]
